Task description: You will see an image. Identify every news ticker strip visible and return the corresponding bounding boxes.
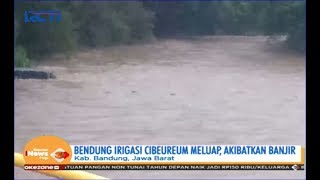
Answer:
[24,164,304,171]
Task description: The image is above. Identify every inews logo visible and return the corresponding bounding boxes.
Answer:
[23,136,72,164]
[25,148,69,162]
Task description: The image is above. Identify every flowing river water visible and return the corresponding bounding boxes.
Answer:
[14,36,305,179]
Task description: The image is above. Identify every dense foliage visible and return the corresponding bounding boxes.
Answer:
[15,1,304,67]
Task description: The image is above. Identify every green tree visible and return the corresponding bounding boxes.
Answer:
[15,0,305,62]
[71,2,154,47]
[16,2,76,59]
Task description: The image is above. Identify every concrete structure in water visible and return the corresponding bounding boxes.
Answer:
[14,69,56,80]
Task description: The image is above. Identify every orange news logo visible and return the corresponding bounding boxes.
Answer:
[23,136,72,164]
[25,148,69,162]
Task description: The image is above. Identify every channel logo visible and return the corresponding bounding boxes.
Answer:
[23,135,72,165]
[50,148,70,163]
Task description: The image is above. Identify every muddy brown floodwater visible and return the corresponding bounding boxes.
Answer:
[14,36,305,179]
